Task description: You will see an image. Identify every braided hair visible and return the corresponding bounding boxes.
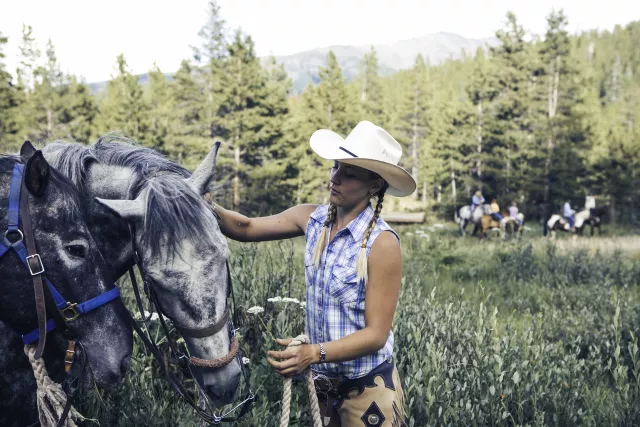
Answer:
[356,184,387,285]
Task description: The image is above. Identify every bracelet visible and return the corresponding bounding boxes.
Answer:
[319,343,326,363]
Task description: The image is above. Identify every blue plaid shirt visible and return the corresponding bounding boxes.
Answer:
[305,203,399,379]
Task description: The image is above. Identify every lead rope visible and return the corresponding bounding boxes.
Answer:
[24,345,84,427]
[279,334,323,427]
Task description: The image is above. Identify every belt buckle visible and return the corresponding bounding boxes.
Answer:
[26,253,45,275]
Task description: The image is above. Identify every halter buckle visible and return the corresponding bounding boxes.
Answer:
[26,253,45,275]
[64,340,77,373]
[61,303,80,322]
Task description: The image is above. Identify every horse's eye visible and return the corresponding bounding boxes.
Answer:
[66,245,86,258]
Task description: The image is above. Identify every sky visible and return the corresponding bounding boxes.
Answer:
[1,0,638,83]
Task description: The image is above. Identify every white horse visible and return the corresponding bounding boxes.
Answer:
[456,204,491,236]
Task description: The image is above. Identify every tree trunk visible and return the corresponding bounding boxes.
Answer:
[422,181,427,204]
[476,101,483,177]
[543,57,560,217]
[233,144,241,211]
[450,159,456,202]
[411,89,419,200]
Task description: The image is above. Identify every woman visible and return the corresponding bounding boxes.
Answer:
[213,121,415,426]
[490,198,503,221]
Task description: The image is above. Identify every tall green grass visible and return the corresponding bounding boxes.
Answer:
[79,232,640,426]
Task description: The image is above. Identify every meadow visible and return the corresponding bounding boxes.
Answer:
[78,225,640,426]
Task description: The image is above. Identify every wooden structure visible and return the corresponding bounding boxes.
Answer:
[381,212,426,224]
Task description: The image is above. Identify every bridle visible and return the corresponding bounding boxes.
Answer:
[123,217,255,424]
[1,161,122,427]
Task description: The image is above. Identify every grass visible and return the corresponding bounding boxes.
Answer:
[77,225,640,426]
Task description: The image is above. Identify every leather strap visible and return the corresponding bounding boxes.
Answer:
[19,175,47,359]
[175,310,229,339]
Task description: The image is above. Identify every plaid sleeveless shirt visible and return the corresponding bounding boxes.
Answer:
[305,203,399,379]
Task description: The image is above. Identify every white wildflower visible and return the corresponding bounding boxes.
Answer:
[300,301,307,309]
[267,296,283,303]
[282,297,300,304]
[247,306,264,315]
[242,357,250,365]
[433,223,444,229]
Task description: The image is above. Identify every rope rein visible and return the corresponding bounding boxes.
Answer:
[278,335,323,427]
[24,345,84,427]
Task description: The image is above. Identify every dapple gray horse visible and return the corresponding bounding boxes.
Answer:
[0,147,133,426]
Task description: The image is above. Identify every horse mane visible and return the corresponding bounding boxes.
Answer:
[43,134,220,260]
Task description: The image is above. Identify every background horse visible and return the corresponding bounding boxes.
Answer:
[456,204,491,236]
[544,214,571,238]
[0,148,133,426]
[576,206,607,236]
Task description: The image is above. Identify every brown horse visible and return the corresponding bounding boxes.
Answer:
[479,214,501,239]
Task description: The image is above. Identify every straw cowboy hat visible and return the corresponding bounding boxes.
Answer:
[309,121,417,197]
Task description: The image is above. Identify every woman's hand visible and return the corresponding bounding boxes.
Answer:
[267,338,319,377]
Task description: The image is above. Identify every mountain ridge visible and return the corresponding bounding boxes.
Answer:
[88,32,499,95]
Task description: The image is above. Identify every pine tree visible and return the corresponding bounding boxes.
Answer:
[192,0,227,140]
[14,24,40,142]
[0,31,19,151]
[96,54,149,143]
[247,56,295,213]
[486,12,540,199]
[286,84,334,204]
[358,46,387,126]
[60,75,97,143]
[29,39,65,141]
[145,63,173,151]
[166,59,208,168]
[395,55,431,200]
[317,51,353,136]
[466,48,499,187]
[217,30,273,211]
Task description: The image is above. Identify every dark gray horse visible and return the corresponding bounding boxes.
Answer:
[0,149,133,426]
[41,135,242,406]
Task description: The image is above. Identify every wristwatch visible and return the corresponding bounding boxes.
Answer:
[319,343,326,363]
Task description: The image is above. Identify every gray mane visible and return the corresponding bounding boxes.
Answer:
[43,134,220,259]
[91,133,190,179]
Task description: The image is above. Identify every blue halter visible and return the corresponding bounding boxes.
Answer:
[1,163,121,345]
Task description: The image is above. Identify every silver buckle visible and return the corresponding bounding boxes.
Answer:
[26,253,45,275]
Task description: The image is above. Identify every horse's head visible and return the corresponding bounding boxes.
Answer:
[95,142,241,406]
[0,149,132,389]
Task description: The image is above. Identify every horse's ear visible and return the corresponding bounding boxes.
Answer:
[186,140,221,196]
[24,150,50,198]
[20,140,37,158]
[95,196,145,221]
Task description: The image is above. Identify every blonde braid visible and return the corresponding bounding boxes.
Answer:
[312,203,336,267]
[356,187,386,285]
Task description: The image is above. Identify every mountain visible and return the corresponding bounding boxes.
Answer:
[269,32,498,92]
[88,32,498,95]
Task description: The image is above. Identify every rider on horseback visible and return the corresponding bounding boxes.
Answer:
[509,201,522,225]
[564,200,576,231]
[471,191,484,215]
[490,198,503,222]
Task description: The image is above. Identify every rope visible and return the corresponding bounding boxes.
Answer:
[279,334,323,427]
[189,336,239,368]
[24,345,84,427]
